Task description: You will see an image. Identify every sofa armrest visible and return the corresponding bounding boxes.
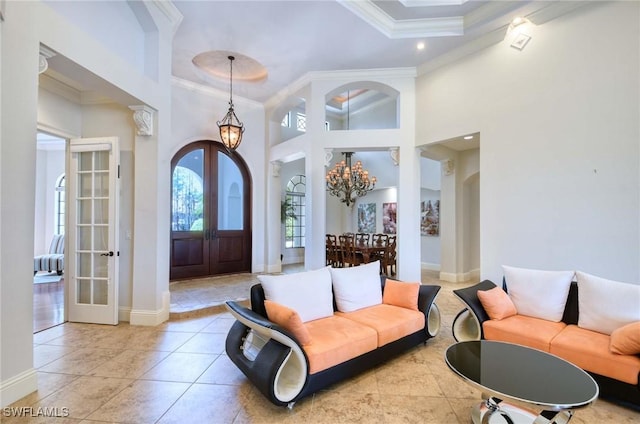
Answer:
[225,301,309,406]
[452,280,497,341]
[418,284,441,338]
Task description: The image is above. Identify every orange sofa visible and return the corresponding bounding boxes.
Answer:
[225,266,441,408]
[452,277,640,407]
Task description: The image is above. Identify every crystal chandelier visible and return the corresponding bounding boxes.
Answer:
[326,152,377,207]
[217,55,244,152]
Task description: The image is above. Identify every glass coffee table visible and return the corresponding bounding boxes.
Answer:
[445,341,598,424]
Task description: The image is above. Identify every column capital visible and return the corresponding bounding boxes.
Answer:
[389,147,399,166]
[129,105,155,136]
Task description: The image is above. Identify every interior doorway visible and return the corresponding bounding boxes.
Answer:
[34,132,67,332]
[170,140,252,280]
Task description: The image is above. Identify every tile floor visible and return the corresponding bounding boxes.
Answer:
[8,268,640,423]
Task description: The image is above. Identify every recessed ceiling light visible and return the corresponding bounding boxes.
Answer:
[464,135,473,140]
[416,42,425,51]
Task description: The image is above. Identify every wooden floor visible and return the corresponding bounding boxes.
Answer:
[33,275,64,333]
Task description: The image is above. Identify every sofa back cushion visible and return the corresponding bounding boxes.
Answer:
[330,261,382,313]
[258,266,334,322]
[503,265,574,322]
[576,271,640,335]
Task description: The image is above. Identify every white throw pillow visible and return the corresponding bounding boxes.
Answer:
[576,271,640,335]
[502,265,574,322]
[330,261,382,313]
[257,266,334,323]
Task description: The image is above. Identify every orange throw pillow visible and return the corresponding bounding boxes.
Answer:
[610,321,640,355]
[382,279,420,311]
[477,286,517,320]
[264,300,312,346]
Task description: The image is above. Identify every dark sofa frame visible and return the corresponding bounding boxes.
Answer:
[225,277,441,408]
[452,280,640,407]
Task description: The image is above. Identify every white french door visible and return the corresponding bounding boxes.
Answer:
[67,137,120,325]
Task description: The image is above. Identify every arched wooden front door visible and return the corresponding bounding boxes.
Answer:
[170,141,251,280]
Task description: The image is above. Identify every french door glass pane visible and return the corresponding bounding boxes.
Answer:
[172,149,204,231]
[75,150,112,306]
[218,151,243,230]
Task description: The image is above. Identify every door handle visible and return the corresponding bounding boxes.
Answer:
[101,251,114,257]
[205,229,210,240]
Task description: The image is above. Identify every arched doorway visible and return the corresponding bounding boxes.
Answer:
[170,140,252,280]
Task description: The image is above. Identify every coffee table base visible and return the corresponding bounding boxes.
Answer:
[471,397,574,424]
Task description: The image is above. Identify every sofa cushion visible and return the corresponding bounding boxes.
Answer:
[303,315,378,374]
[576,271,640,335]
[610,321,640,355]
[550,325,640,385]
[330,261,382,313]
[337,304,425,347]
[502,265,574,322]
[477,286,517,320]
[264,300,312,346]
[483,314,566,352]
[258,266,333,322]
[383,279,420,311]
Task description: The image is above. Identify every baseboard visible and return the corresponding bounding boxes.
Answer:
[439,269,481,283]
[129,291,170,326]
[421,262,441,271]
[0,368,37,408]
[118,306,131,323]
[439,272,461,283]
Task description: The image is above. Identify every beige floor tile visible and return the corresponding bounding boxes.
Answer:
[88,349,170,378]
[38,347,123,375]
[197,354,246,385]
[33,344,76,369]
[126,329,196,352]
[156,383,244,424]
[141,352,217,382]
[31,375,133,419]
[156,315,217,333]
[381,394,460,424]
[175,332,226,354]
[85,380,190,424]
[200,316,236,333]
[309,391,383,424]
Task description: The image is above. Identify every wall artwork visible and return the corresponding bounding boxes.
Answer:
[357,203,376,233]
[382,202,397,234]
[421,200,440,236]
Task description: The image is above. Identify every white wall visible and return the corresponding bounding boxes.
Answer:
[416,2,640,284]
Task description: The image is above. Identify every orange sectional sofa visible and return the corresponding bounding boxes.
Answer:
[225,262,441,407]
[452,267,640,407]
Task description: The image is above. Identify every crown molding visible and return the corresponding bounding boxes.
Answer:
[399,0,468,6]
[337,0,463,39]
[39,73,81,103]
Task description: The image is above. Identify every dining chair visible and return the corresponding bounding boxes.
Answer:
[382,235,397,276]
[339,234,360,267]
[372,233,388,273]
[325,234,341,267]
[355,233,370,246]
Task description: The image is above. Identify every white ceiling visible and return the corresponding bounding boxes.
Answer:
[170,0,546,103]
[40,0,587,106]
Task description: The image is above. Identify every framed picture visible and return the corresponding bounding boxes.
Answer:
[421,199,440,236]
[357,203,376,233]
[382,202,397,234]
